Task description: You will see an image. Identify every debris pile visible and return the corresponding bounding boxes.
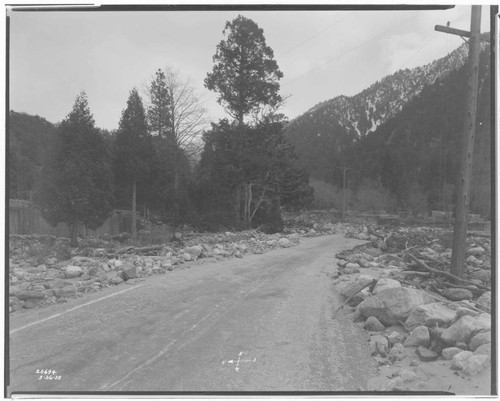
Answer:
[8,229,308,312]
[332,225,492,391]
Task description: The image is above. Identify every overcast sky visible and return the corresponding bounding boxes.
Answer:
[8,5,493,131]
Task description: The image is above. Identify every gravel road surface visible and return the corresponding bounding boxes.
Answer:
[8,234,376,394]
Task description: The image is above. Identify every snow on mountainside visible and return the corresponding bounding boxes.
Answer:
[287,43,469,139]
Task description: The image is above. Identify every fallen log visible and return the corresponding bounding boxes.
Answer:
[117,245,163,254]
[467,231,491,238]
[408,254,490,290]
[333,279,377,316]
[396,270,431,277]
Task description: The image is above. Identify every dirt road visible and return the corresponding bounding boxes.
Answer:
[8,235,376,394]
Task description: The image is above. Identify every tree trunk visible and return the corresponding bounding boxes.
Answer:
[131,180,137,239]
[233,184,242,230]
[69,219,78,248]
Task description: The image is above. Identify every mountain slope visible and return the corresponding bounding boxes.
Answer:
[287,43,468,140]
[285,44,491,216]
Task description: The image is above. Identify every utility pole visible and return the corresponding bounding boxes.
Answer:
[435,6,487,279]
[336,165,351,221]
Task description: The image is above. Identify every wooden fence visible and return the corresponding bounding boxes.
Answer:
[9,199,132,237]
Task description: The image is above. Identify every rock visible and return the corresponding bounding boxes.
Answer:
[403,326,430,348]
[110,277,123,285]
[357,258,370,268]
[474,343,491,356]
[372,278,401,295]
[364,247,382,258]
[454,307,479,320]
[387,331,405,346]
[345,262,360,270]
[451,351,474,370]
[473,314,491,333]
[15,291,46,301]
[364,316,385,331]
[404,302,456,331]
[57,285,76,298]
[463,355,490,376]
[441,288,473,301]
[342,266,359,275]
[388,343,407,363]
[416,346,438,362]
[358,287,434,326]
[467,246,485,256]
[378,240,388,252]
[456,342,468,350]
[234,251,243,258]
[468,331,490,352]
[91,248,106,257]
[441,315,475,345]
[369,334,389,357]
[183,253,193,261]
[475,291,491,313]
[470,269,490,281]
[337,260,347,268]
[442,347,464,360]
[122,265,137,280]
[184,245,203,259]
[63,265,82,279]
[340,276,374,298]
[278,238,292,248]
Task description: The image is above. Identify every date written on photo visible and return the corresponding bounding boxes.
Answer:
[35,369,61,380]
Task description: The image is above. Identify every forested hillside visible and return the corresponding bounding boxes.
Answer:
[8,111,58,200]
[285,45,491,217]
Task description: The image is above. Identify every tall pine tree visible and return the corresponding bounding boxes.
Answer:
[147,69,173,139]
[37,92,114,247]
[114,88,153,239]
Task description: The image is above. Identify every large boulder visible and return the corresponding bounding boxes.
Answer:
[441,288,473,301]
[403,326,430,348]
[404,302,456,331]
[468,331,490,352]
[369,334,389,357]
[372,278,401,295]
[278,238,292,248]
[122,264,137,280]
[442,347,464,360]
[63,265,82,279]
[451,351,474,370]
[440,314,489,345]
[416,346,438,362]
[475,291,491,313]
[463,355,490,376]
[340,276,375,298]
[184,245,203,259]
[364,316,385,331]
[388,343,407,363]
[357,287,434,326]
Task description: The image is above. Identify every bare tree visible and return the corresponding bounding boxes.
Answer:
[144,66,208,159]
[144,67,209,237]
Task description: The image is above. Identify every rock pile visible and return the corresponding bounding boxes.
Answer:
[333,225,492,391]
[9,229,310,313]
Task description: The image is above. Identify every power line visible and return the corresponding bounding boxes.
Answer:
[278,13,353,57]
[282,16,414,86]
[398,14,466,70]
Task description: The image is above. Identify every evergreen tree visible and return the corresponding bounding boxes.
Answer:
[114,88,153,238]
[204,15,283,125]
[37,92,114,247]
[147,69,173,139]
